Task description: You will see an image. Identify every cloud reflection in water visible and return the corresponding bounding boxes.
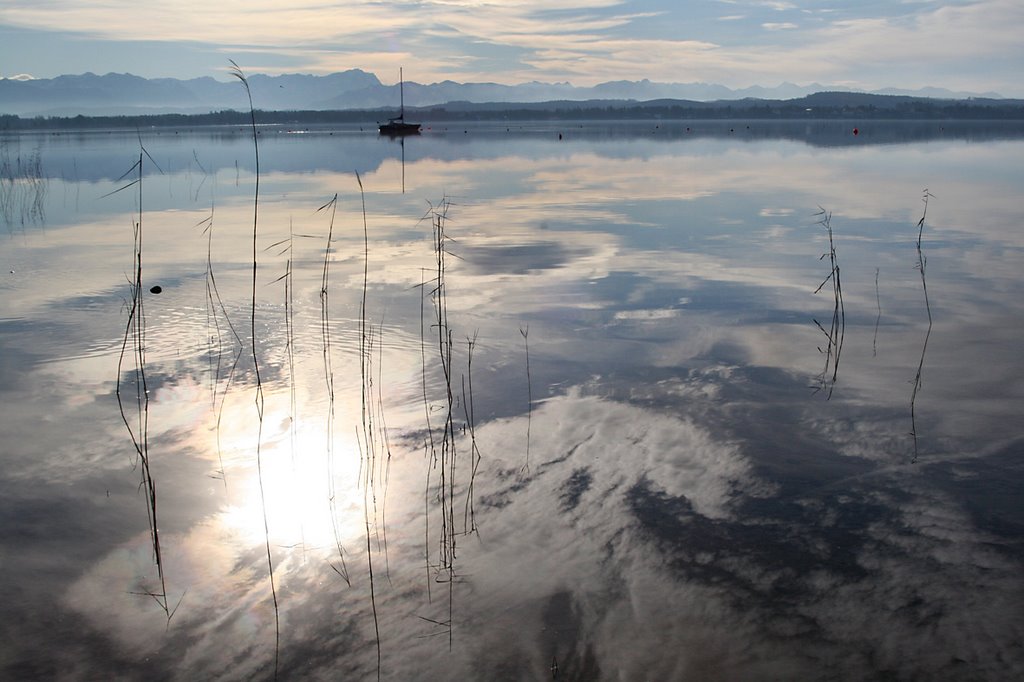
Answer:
[2,123,1022,680]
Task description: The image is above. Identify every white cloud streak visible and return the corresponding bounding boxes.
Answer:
[0,0,1021,91]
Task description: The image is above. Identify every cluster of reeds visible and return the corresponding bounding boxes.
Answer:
[808,192,936,462]
[104,63,538,677]
[423,197,459,648]
[811,207,845,399]
[412,197,486,650]
[113,65,399,677]
[0,138,47,228]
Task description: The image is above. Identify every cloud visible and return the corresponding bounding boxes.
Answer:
[0,0,1021,92]
[0,1,632,55]
[56,387,1024,679]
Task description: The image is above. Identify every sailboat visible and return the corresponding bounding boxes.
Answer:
[378,68,421,136]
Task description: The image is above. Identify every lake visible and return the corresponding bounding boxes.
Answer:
[2,120,1023,680]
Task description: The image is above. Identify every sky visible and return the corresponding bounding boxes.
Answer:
[1,0,1022,95]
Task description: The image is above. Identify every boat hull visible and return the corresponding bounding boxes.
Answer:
[379,121,421,136]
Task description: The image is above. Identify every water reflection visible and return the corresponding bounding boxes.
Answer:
[1,122,1022,680]
[1,137,47,228]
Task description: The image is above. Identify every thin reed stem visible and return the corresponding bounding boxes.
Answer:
[462,333,482,535]
[112,151,175,622]
[419,268,435,601]
[521,326,533,472]
[199,206,243,487]
[230,60,278,679]
[873,267,881,357]
[910,189,935,463]
[355,172,383,681]
[317,194,351,585]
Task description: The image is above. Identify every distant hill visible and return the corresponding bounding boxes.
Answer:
[407,94,1024,123]
[0,71,1009,117]
[4,93,1023,132]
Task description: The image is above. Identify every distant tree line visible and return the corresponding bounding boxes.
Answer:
[0,109,382,131]
[423,101,1024,121]
[2,98,1022,131]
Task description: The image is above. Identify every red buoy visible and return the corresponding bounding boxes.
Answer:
[853,127,859,136]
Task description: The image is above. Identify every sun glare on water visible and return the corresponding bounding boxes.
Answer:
[217,411,368,557]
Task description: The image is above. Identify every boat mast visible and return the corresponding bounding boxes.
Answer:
[399,67,404,121]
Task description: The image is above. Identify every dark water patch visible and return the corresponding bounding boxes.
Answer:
[479,467,536,510]
[559,468,592,512]
[627,478,881,600]
[278,613,366,680]
[924,441,1024,553]
[1,606,172,682]
[541,591,602,682]
[460,241,587,275]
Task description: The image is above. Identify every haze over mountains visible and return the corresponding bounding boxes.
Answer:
[0,70,1008,117]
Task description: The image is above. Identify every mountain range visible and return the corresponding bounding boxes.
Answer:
[0,70,1008,117]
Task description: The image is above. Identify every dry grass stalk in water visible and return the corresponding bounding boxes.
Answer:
[811,207,844,399]
[230,59,279,679]
[910,189,935,463]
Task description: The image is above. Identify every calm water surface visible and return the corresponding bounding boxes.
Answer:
[2,121,1023,680]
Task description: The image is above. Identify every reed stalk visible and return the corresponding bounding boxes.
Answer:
[873,267,881,357]
[521,326,533,472]
[354,172,383,680]
[229,60,279,679]
[112,150,180,622]
[462,333,481,535]
[316,194,351,585]
[910,190,935,463]
[199,207,243,487]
